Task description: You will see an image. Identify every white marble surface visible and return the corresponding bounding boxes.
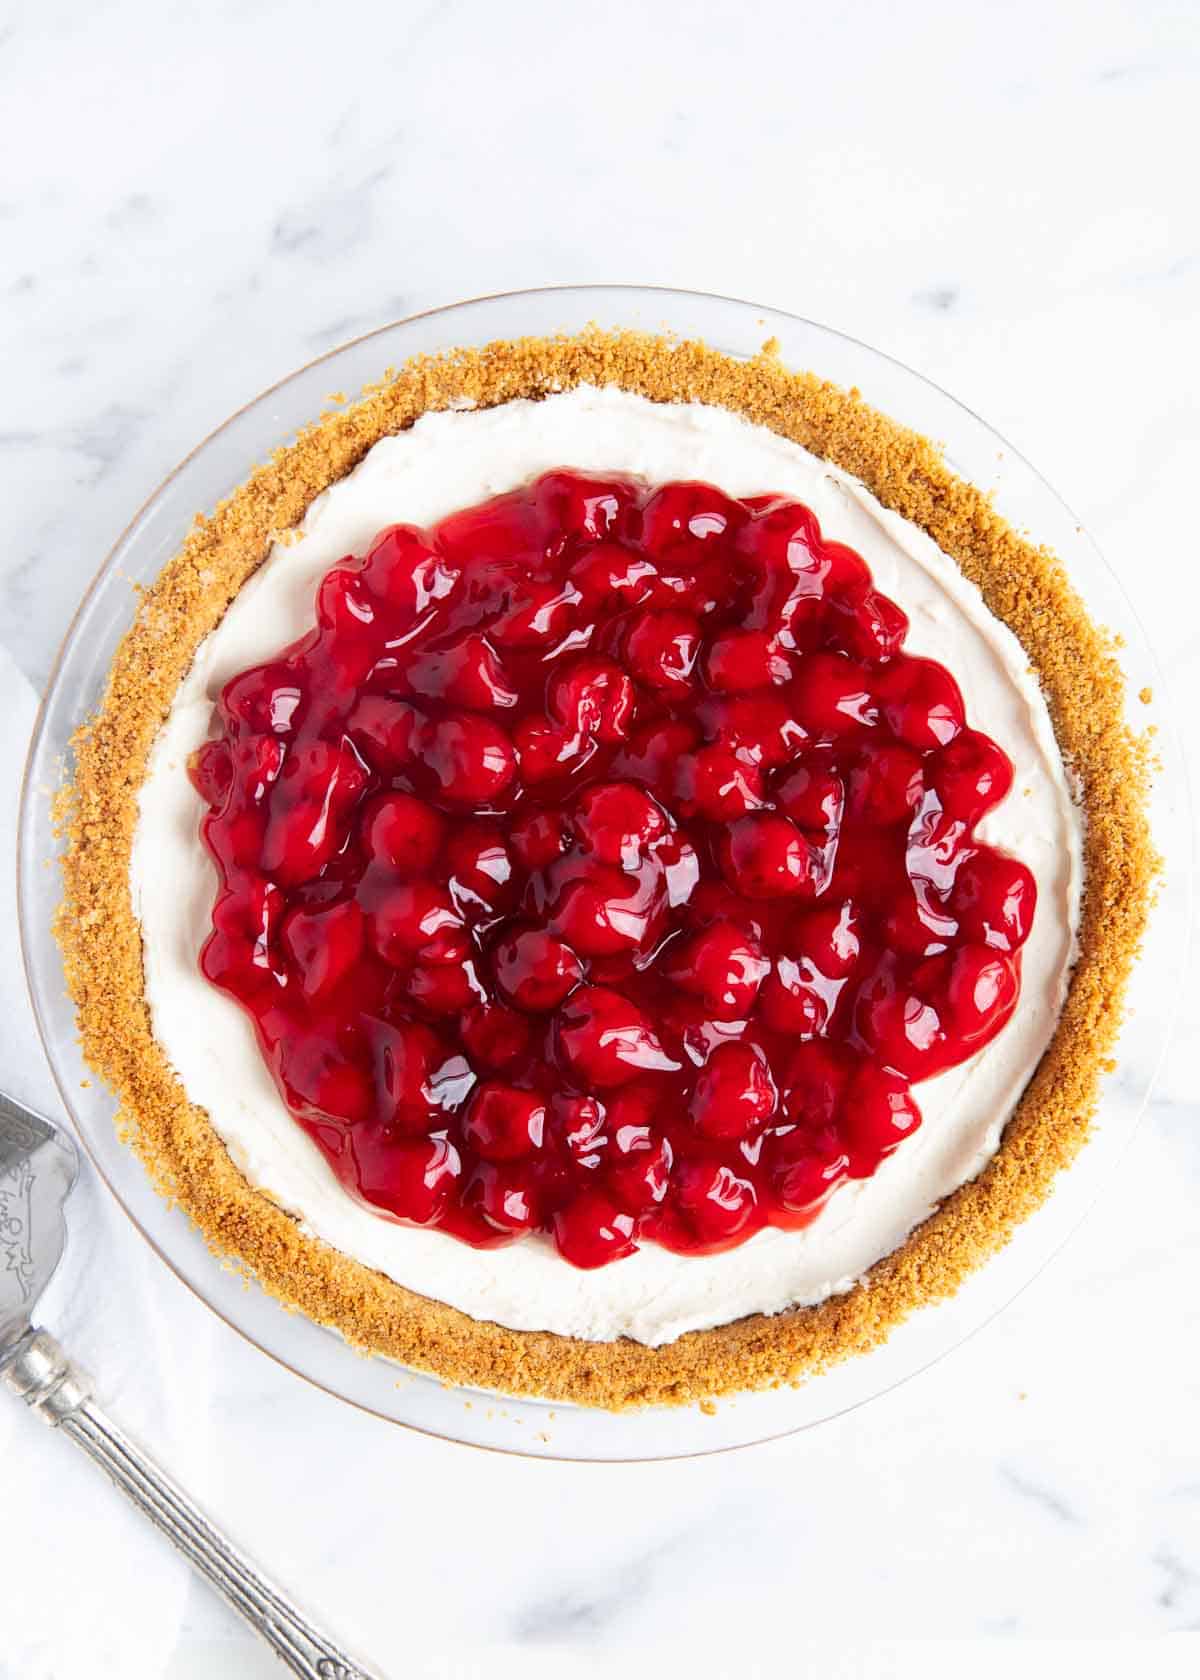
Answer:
[2,0,1199,1671]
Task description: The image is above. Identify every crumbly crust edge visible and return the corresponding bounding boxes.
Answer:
[54,329,1157,1411]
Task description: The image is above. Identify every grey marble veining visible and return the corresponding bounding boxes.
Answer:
[1,0,1198,1672]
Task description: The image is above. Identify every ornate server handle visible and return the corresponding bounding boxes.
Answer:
[3,1328,377,1680]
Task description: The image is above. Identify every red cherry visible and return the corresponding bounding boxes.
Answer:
[436,488,547,570]
[846,744,924,826]
[646,556,730,614]
[944,944,1020,1047]
[363,1017,458,1135]
[545,862,662,956]
[407,959,479,1017]
[317,564,377,637]
[344,696,422,772]
[548,657,636,743]
[572,782,668,865]
[702,693,806,768]
[774,760,845,836]
[351,1132,461,1225]
[606,1121,671,1213]
[556,986,679,1087]
[763,935,842,1041]
[259,738,367,886]
[823,586,909,664]
[788,653,878,740]
[569,541,658,609]
[842,1065,922,1177]
[512,713,594,786]
[219,660,305,736]
[767,1128,849,1216]
[459,1001,533,1070]
[875,657,965,750]
[601,1081,657,1132]
[820,540,875,594]
[951,850,1037,952]
[781,1040,851,1128]
[852,943,1015,1078]
[623,610,701,691]
[671,1159,759,1246]
[445,822,515,918]
[490,576,581,648]
[663,922,770,1019]
[189,739,233,809]
[368,882,463,965]
[552,1093,608,1166]
[611,718,700,796]
[401,633,518,711]
[509,806,571,871]
[719,812,819,900]
[274,1034,373,1126]
[464,1161,541,1232]
[552,1190,637,1268]
[199,873,284,991]
[640,482,743,561]
[361,793,445,878]
[883,885,957,958]
[851,954,947,1081]
[786,901,861,978]
[703,629,792,693]
[281,900,365,1002]
[684,744,766,820]
[927,729,1014,823]
[360,524,459,620]
[758,967,824,1036]
[227,734,286,808]
[461,1082,547,1161]
[532,470,637,544]
[737,499,826,576]
[689,1042,777,1140]
[494,927,584,1012]
[423,713,516,805]
[736,500,838,634]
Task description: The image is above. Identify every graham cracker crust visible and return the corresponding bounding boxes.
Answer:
[54,329,1156,1410]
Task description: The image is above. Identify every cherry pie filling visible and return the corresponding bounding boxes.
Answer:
[190,470,1035,1269]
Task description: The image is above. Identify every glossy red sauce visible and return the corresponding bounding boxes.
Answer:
[190,472,1034,1267]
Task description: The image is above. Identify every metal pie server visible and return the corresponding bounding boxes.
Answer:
[0,1089,376,1679]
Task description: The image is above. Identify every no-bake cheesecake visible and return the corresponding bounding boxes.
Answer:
[56,331,1154,1408]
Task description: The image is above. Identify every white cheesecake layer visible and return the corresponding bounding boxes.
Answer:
[131,386,1082,1347]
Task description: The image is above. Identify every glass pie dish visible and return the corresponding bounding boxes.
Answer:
[17,285,1191,1460]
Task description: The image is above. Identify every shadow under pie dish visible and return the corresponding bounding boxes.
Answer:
[51,322,1156,1413]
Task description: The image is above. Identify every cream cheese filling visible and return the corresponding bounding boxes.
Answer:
[131,386,1082,1348]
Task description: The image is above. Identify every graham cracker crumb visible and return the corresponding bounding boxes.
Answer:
[54,328,1156,1411]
